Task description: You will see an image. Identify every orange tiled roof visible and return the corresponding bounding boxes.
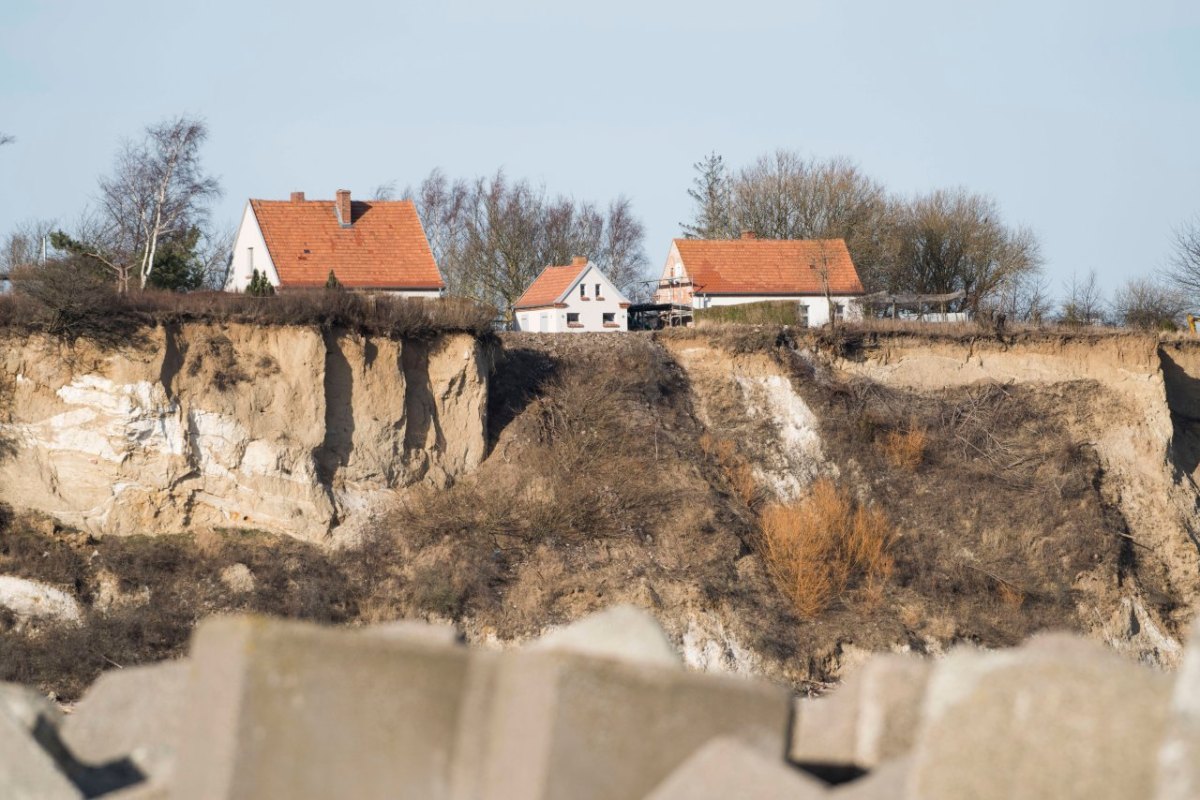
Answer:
[675,238,863,295]
[513,262,589,309]
[251,198,444,290]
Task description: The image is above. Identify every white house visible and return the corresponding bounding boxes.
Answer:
[652,233,865,326]
[225,189,445,296]
[513,257,630,333]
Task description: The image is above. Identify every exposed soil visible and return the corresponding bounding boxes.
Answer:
[2,326,1199,699]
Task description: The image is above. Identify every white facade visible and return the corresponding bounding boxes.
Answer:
[693,293,864,326]
[225,203,280,292]
[514,265,629,333]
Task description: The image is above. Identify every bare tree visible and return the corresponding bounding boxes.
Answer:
[1112,277,1187,330]
[991,268,1053,324]
[2,219,58,273]
[86,116,221,291]
[406,169,648,312]
[370,180,398,201]
[882,188,1041,312]
[1060,269,1105,326]
[681,150,892,290]
[1168,214,1200,305]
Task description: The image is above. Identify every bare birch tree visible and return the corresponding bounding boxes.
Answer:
[74,116,221,292]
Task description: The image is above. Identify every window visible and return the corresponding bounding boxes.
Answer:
[602,312,618,328]
[567,312,582,328]
[833,303,845,322]
[595,283,602,299]
[579,284,587,298]
[797,304,809,328]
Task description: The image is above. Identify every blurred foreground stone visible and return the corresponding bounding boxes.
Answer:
[6,607,1200,799]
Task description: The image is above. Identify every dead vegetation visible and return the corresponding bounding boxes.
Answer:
[761,479,895,618]
[0,326,1184,698]
[0,283,497,344]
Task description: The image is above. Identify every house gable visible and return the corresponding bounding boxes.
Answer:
[227,202,282,292]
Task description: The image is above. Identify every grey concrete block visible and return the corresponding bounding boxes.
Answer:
[644,736,827,799]
[1157,614,1200,799]
[790,653,931,769]
[0,701,81,800]
[173,614,483,800]
[531,604,681,668]
[61,660,189,781]
[462,649,790,800]
[913,633,1171,800]
[359,618,462,646]
[830,757,912,799]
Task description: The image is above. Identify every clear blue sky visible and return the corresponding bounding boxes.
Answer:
[2,0,1197,299]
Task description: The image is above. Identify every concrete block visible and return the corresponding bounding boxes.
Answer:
[1157,614,1200,799]
[830,757,912,799]
[644,736,827,799]
[461,649,790,800]
[0,681,144,798]
[531,604,681,668]
[790,653,931,768]
[359,618,462,646]
[0,689,80,800]
[0,681,64,730]
[912,633,1170,800]
[173,614,485,800]
[61,660,189,781]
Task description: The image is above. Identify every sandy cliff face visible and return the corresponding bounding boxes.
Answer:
[0,324,487,541]
[829,333,1200,662]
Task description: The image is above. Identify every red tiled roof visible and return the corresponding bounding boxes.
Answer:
[675,238,863,295]
[513,262,589,309]
[251,198,444,290]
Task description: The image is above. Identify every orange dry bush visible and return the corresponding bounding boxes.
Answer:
[760,479,895,618]
[881,428,927,471]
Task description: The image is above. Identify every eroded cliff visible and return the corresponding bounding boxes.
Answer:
[0,324,488,540]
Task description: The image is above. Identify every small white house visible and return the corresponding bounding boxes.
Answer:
[513,257,630,333]
[653,233,865,326]
[225,189,445,296]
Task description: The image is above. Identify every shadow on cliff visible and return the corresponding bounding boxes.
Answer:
[316,331,355,488]
[1160,348,1200,478]
[485,346,557,452]
[401,342,445,457]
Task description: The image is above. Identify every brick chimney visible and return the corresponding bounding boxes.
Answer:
[290,191,305,203]
[335,189,352,227]
[571,256,588,266]
[740,230,757,240]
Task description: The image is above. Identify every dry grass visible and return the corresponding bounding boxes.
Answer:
[880,427,928,471]
[0,276,497,343]
[700,433,763,508]
[760,479,895,618]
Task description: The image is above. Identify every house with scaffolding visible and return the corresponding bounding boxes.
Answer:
[642,233,865,327]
